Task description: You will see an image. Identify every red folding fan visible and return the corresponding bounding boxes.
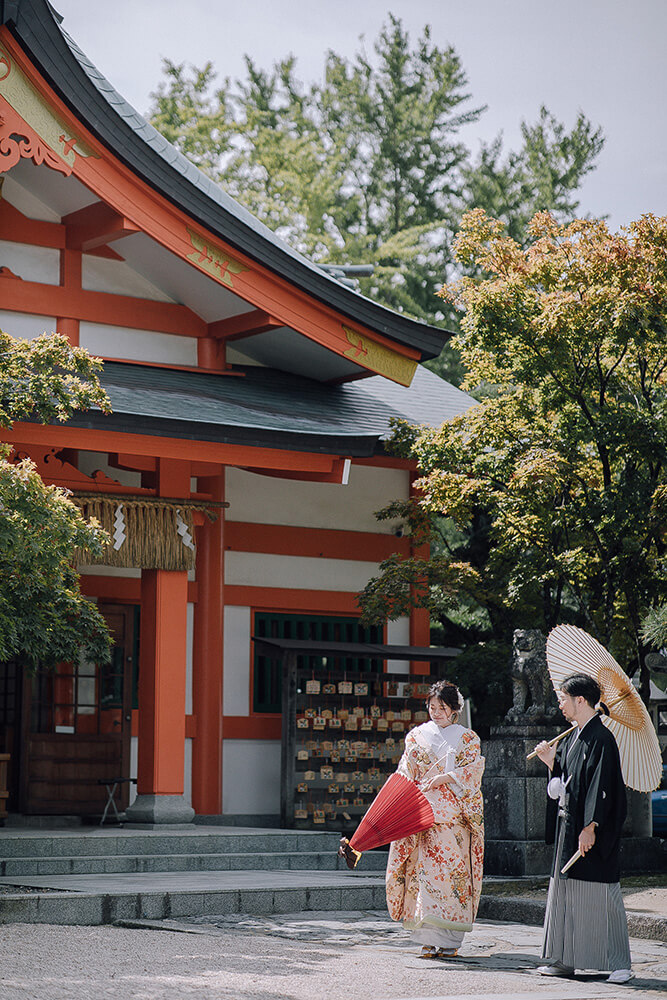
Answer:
[338,772,434,869]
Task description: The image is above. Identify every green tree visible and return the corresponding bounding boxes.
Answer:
[148,60,234,176]
[313,15,486,320]
[641,606,667,649]
[462,106,605,246]
[149,15,486,315]
[0,331,112,668]
[148,19,605,387]
[360,211,667,705]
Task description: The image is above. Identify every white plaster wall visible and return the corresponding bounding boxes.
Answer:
[1,175,61,222]
[82,256,175,301]
[225,464,409,532]
[80,321,197,365]
[225,552,379,592]
[387,616,411,675]
[223,606,251,716]
[0,240,60,284]
[0,310,57,340]
[222,739,281,815]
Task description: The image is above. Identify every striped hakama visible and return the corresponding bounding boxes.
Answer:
[542,812,631,972]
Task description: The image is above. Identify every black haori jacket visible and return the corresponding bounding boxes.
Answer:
[545,714,627,883]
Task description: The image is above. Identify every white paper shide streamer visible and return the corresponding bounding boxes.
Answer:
[112,504,126,551]
[175,509,195,551]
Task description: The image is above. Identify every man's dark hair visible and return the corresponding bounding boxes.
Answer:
[560,672,601,708]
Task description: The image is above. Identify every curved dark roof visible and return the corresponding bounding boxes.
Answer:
[3,0,450,361]
[55,361,404,456]
[39,360,476,457]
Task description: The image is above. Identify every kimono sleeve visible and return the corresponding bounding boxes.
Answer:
[448,730,484,797]
[395,730,421,782]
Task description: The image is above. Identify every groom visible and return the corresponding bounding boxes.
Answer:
[534,672,632,983]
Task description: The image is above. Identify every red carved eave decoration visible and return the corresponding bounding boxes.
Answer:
[0,105,70,176]
[11,447,151,494]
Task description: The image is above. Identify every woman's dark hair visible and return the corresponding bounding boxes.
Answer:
[560,672,601,708]
[427,680,462,713]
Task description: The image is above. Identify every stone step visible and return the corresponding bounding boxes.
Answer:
[0,829,344,859]
[0,849,388,877]
[0,870,387,926]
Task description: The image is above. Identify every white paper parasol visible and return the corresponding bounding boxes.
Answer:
[543,624,662,793]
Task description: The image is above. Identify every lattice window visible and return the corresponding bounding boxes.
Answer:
[252,613,383,713]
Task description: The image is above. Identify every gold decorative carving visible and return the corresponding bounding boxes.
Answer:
[0,41,97,175]
[342,326,418,387]
[186,226,248,287]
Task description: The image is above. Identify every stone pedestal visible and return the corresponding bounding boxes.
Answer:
[124,793,194,825]
[482,726,664,877]
[482,724,560,877]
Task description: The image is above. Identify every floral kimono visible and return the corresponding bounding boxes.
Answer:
[386,721,485,946]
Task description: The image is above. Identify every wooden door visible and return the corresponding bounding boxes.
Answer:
[19,604,138,816]
[0,659,21,811]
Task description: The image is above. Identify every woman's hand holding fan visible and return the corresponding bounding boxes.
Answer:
[338,772,434,869]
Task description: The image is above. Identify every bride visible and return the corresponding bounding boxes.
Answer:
[385,680,485,959]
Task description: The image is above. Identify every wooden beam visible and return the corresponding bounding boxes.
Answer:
[0,198,65,248]
[3,423,343,472]
[64,202,139,252]
[225,521,410,562]
[79,575,198,604]
[224,586,361,614]
[208,309,282,342]
[239,459,351,484]
[0,276,207,338]
[108,453,157,473]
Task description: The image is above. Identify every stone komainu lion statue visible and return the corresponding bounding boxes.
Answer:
[505,628,559,723]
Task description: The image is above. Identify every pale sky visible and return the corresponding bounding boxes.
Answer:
[52,0,666,231]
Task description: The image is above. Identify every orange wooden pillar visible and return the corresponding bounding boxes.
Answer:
[126,458,194,824]
[57,248,81,346]
[191,473,225,815]
[409,472,431,677]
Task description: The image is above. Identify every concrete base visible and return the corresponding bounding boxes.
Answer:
[484,836,666,878]
[194,814,281,828]
[620,836,667,873]
[124,795,194,825]
[484,840,553,878]
[482,724,561,876]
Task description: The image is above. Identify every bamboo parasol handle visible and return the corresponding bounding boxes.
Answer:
[526,724,577,760]
[561,848,582,874]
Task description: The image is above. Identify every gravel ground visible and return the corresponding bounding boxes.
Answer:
[0,912,665,1000]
